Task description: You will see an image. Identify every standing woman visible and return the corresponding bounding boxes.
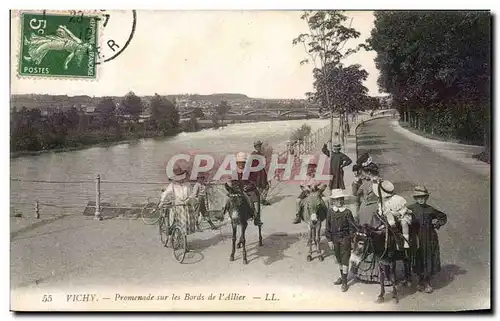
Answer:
[350,162,382,283]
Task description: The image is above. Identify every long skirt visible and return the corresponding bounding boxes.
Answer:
[172,201,197,235]
[353,202,380,283]
[329,168,345,190]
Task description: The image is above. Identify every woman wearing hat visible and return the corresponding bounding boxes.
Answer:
[160,160,197,235]
[407,186,447,293]
[351,162,382,283]
[321,141,352,190]
[351,153,373,197]
[325,189,359,292]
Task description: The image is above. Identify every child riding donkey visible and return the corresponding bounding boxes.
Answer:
[292,157,327,224]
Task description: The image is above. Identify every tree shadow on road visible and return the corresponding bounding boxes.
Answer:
[432,264,468,291]
[376,162,400,171]
[358,148,396,157]
[357,138,388,146]
[246,232,301,265]
[391,181,416,194]
[266,195,292,205]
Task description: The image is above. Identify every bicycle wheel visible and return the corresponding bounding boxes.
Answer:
[141,198,162,225]
[158,215,170,247]
[171,225,187,263]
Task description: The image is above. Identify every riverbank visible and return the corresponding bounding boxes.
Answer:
[10,118,311,159]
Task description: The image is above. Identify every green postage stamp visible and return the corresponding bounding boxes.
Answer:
[18,12,98,78]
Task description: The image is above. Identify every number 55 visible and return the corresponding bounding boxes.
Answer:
[42,295,52,302]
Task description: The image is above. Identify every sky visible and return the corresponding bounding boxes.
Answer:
[11,10,381,99]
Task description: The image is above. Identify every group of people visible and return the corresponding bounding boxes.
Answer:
[159,163,218,234]
[159,140,271,234]
[293,142,448,295]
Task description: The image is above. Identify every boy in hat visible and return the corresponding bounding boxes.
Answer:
[407,186,447,293]
[322,141,352,190]
[326,189,359,292]
[226,151,262,226]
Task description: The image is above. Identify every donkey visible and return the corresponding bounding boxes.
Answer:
[300,185,328,262]
[223,183,263,265]
[360,216,413,304]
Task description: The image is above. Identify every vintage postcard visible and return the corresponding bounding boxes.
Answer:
[9,9,491,312]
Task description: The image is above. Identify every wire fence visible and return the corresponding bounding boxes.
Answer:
[10,112,391,220]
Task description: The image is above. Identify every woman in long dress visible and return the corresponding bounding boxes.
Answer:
[159,163,197,236]
[351,163,383,283]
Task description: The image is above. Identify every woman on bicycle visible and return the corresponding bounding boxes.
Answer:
[159,161,197,235]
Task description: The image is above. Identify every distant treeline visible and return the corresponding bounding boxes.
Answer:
[10,93,198,154]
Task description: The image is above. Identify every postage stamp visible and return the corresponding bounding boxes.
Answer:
[18,12,99,78]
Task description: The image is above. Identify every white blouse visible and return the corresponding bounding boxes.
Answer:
[160,181,191,206]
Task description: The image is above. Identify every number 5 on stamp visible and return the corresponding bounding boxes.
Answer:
[18,12,98,78]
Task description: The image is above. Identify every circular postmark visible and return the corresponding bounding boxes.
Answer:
[94,10,137,64]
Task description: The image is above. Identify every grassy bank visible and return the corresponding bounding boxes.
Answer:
[10,118,296,159]
[398,120,482,146]
[399,120,489,164]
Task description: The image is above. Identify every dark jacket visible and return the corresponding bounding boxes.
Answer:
[229,171,259,202]
[321,144,352,189]
[408,202,447,277]
[249,150,268,189]
[325,207,359,242]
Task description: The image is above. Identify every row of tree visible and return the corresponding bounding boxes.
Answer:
[12,92,190,153]
[367,11,490,161]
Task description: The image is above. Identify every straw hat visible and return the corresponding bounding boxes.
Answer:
[372,180,395,198]
[308,157,318,166]
[254,140,263,147]
[412,185,430,197]
[236,152,247,162]
[356,153,370,166]
[330,189,347,199]
[333,143,341,149]
[173,162,188,176]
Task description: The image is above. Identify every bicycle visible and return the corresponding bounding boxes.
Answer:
[158,202,188,263]
[141,196,163,225]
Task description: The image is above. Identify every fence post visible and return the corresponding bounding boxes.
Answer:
[34,200,40,219]
[95,174,102,220]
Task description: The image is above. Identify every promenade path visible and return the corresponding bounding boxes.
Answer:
[12,112,489,311]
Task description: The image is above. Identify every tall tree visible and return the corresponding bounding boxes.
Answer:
[150,93,180,135]
[120,91,143,122]
[293,10,365,149]
[192,107,204,118]
[311,63,369,115]
[216,100,231,126]
[95,97,118,128]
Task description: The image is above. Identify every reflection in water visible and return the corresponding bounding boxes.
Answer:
[10,119,330,214]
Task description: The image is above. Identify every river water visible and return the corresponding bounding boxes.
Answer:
[10,119,331,216]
